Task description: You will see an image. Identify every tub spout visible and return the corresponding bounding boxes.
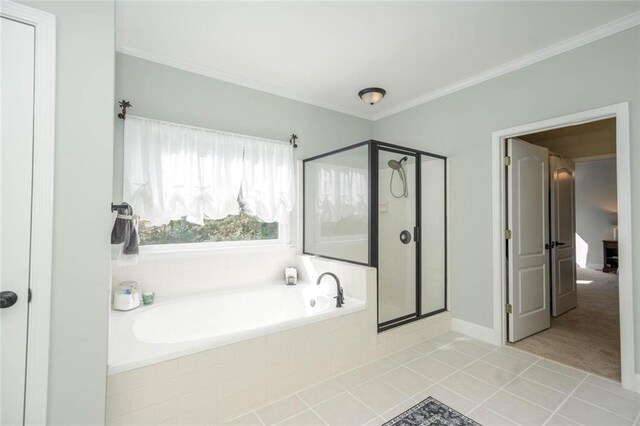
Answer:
[316,272,344,308]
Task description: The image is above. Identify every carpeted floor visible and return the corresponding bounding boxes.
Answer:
[510,267,620,381]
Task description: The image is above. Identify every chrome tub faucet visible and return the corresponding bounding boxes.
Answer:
[316,272,345,308]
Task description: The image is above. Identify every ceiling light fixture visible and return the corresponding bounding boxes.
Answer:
[358,87,386,105]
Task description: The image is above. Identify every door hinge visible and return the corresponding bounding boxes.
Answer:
[505,303,513,314]
[28,288,32,303]
[504,156,511,166]
[505,229,512,239]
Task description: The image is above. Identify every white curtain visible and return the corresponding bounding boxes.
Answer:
[124,116,293,225]
[316,165,368,223]
[242,139,294,224]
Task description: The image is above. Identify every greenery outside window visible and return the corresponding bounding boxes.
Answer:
[139,203,280,246]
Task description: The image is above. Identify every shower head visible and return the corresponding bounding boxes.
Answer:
[387,156,408,170]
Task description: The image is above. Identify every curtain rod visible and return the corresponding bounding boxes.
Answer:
[117,99,298,148]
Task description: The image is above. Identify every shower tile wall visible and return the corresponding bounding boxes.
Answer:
[111,246,296,301]
[105,267,451,425]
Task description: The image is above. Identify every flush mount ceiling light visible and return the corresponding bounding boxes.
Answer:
[358,87,386,105]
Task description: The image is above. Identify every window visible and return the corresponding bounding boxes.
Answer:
[123,116,293,247]
[139,204,279,246]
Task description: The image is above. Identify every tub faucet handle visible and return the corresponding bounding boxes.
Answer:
[334,287,345,308]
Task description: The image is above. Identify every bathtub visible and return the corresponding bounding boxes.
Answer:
[108,282,366,374]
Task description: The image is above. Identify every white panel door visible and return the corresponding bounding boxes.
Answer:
[507,138,550,342]
[0,16,35,426]
[550,156,577,317]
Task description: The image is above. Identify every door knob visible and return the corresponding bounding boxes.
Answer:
[0,291,18,309]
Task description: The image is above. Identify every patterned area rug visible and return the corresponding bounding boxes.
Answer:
[383,397,480,426]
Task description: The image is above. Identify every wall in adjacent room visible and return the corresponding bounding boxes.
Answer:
[575,158,618,269]
[373,27,639,369]
[19,1,115,424]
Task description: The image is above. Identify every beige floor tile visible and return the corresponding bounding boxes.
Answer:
[573,382,640,420]
[334,365,377,390]
[545,413,581,426]
[298,379,344,406]
[278,409,325,426]
[468,406,516,426]
[224,412,263,426]
[448,340,495,358]
[520,365,581,394]
[498,346,540,363]
[463,361,516,387]
[405,356,455,381]
[314,393,377,426]
[428,348,476,369]
[482,391,552,425]
[351,378,407,415]
[361,357,400,376]
[388,348,422,365]
[381,399,418,421]
[439,371,499,403]
[363,416,385,426]
[379,366,433,397]
[255,395,307,426]
[429,331,466,345]
[584,375,640,402]
[557,397,633,426]
[537,359,588,380]
[481,351,535,375]
[411,340,439,355]
[503,377,566,411]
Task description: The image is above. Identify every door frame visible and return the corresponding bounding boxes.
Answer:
[490,103,636,391]
[1,1,56,423]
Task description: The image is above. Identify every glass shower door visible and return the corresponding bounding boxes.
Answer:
[377,148,417,326]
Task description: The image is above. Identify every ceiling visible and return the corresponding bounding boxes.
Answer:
[521,118,616,159]
[117,2,640,120]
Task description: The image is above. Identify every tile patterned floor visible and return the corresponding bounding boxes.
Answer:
[224,331,640,426]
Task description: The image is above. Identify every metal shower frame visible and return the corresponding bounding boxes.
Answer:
[302,140,448,332]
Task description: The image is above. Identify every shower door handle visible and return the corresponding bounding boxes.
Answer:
[399,230,412,244]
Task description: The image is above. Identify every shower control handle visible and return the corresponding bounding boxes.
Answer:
[399,230,412,244]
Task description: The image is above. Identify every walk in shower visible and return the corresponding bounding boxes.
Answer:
[304,141,446,331]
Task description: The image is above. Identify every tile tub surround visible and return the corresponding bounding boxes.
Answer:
[106,308,452,424]
[106,331,640,425]
[107,255,453,423]
[111,245,297,302]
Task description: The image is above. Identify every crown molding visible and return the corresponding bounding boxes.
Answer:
[115,45,373,121]
[372,11,640,121]
[116,10,639,123]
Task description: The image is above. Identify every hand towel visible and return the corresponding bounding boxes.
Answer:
[111,202,139,255]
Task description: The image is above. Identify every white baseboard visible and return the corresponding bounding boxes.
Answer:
[452,318,501,346]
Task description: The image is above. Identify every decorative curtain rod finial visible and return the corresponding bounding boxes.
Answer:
[289,133,298,148]
[118,100,132,120]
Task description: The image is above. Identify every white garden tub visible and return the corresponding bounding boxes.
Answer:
[108,282,365,374]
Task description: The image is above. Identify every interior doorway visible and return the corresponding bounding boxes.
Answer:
[490,103,636,391]
[504,118,621,380]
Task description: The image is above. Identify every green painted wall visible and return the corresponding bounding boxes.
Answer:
[373,27,640,370]
[20,1,115,424]
[113,53,372,202]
